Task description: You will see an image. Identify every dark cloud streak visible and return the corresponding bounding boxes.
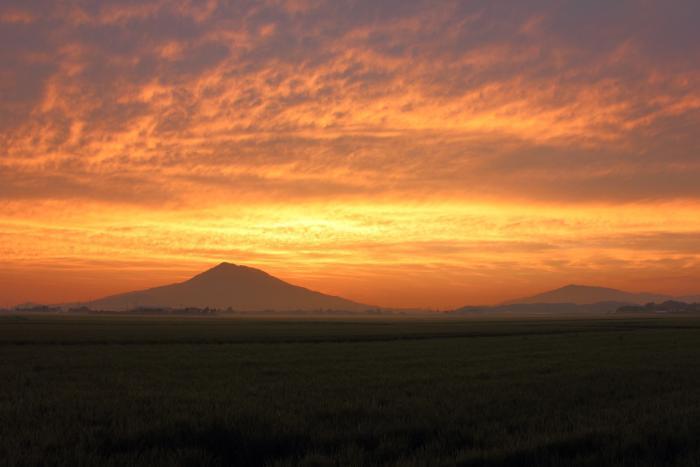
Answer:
[1,0,699,205]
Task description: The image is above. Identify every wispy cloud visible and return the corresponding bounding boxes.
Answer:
[1,0,699,306]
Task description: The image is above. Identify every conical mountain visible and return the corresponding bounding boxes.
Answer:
[83,263,371,312]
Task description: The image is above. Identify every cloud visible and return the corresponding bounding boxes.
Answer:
[1,0,699,306]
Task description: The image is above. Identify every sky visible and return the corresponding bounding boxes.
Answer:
[1,0,700,308]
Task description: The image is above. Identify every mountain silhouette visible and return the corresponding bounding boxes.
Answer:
[83,263,371,312]
[504,284,671,306]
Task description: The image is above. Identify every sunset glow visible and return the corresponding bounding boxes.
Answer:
[2,1,699,308]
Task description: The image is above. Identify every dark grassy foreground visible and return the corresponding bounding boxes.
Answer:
[2,314,700,466]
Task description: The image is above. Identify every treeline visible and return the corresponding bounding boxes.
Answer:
[11,305,62,313]
[6,305,390,316]
[617,301,700,313]
[7,305,218,315]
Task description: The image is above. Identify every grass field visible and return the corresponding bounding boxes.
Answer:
[2,314,700,466]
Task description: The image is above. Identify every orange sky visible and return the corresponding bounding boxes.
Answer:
[1,1,700,308]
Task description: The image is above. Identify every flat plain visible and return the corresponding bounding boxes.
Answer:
[2,313,700,466]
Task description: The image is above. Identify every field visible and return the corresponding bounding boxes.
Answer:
[2,314,700,466]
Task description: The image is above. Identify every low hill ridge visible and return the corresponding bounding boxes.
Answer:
[503,284,671,306]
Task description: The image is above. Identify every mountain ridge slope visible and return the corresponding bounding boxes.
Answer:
[81,262,372,312]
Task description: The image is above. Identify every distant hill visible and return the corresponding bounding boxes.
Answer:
[82,263,372,312]
[504,284,671,306]
[452,284,688,315]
